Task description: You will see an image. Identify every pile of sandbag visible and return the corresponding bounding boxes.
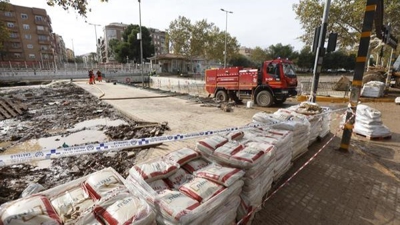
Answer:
[0,168,156,225]
[196,127,292,224]
[126,147,244,225]
[268,109,311,160]
[353,104,391,137]
[361,81,385,97]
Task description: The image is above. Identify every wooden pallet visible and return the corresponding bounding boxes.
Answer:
[354,132,392,140]
[0,98,27,120]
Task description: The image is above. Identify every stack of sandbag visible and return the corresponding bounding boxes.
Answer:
[196,128,292,224]
[319,107,332,138]
[126,147,244,225]
[361,81,385,97]
[0,168,156,225]
[353,104,391,137]
[271,109,311,160]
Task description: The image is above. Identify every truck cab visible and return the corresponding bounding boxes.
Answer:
[205,58,298,107]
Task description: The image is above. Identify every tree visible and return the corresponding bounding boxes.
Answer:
[293,0,400,50]
[46,0,108,17]
[297,46,315,70]
[111,24,154,63]
[167,16,240,64]
[249,46,267,65]
[229,54,254,68]
[265,43,298,60]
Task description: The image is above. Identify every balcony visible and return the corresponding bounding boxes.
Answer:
[8,48,23,53]
[34,20,46,25]
[36,29,47,35]
[38,40,51,45]
[0,13,16,20]
[7,26,19,31]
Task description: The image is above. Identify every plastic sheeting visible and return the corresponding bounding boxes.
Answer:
[353,104,391,137]
[361,81,385,98]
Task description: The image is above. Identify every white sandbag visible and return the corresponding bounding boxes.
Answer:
[361,81,385,97]
[155,190,200,221]
[252,112,281,125]
[131,160,179,182]
[0,195,62,225]
[84,169,126,200]
[51,186,94,223]
[194,164,245,187]
[182,158,210,174]
[179,178,225,203]
[196,135,228,155]
[148,179,171,193]
[93,192,155,225]
[165,147,200,166]
[214,141,245,159]
[164,168,193,189]
[226,130,245,141]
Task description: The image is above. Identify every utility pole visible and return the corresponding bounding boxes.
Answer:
[88,23,101,63]
[309,0,331,102]
[340,0,381,151]
[138,0,144,88]
[221,8,233,68]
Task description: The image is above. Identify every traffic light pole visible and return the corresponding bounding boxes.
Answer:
[339,0,378,151]
[309,0,331,103]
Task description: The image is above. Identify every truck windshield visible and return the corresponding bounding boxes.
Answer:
[283,63,296,77]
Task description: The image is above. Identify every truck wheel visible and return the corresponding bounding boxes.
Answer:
[275,97,287,105]
[215,90,228,102]
[256,90,273,107]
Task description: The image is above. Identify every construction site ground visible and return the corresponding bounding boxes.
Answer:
[1,79,400,225]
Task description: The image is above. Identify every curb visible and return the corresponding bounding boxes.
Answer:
[297,95,396,103]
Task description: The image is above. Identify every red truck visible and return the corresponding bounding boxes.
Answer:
[205,58,298,107]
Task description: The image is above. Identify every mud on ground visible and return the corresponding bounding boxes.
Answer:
[0,82,169,205]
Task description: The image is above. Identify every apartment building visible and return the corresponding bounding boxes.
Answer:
[101,22,128,63]
[54,33,67,64]
[239,46,253,58]
[99,22,168,63]
[0,3,56,66]
[148,28,167,56]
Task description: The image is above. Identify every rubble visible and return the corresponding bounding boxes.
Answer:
[0,82,170,205]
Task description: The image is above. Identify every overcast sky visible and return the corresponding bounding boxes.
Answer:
[10,0,305,56]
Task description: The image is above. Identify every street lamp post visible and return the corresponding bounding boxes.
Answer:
[138,0,144,88]
[221,8,233,68]
[88,22,101,63]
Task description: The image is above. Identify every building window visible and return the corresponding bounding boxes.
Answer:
[27,44,33,49]
[37,25,44,31]
[35,15,43,21]
[7,22,14,28]
[21,13,28,19]
[25,34,32,39]
[4,12,12,17]
[10,33,18,38]
[40,45,48,50]
[11,43,20,48]
[28,54,35,59]
[14,53,21,58]
[23,24,30,30]
[38,35,47,41]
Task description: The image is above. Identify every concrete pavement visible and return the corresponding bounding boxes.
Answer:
[75,80,400,225]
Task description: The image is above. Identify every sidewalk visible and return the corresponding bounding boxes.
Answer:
[75,81,400,225]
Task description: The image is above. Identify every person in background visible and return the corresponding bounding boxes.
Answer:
[96,70,102,82]
[89,70,95,84]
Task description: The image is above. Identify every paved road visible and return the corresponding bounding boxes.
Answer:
[75,81,400,225]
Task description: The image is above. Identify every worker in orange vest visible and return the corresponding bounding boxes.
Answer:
[96,70,102,82]
[89,70,95,84]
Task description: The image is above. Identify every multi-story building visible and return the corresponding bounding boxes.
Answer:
[101,22,128,63]
[239,46,253,58]
[54,33,67,64]
[0,3,55,67]
[66,48,74,62]
[148,28,167,56]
